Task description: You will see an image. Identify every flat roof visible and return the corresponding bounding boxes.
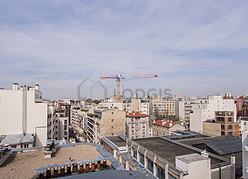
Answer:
[0,145,103,179]
[106,136,126,147]
[178,136,237,147]
[0,134,35,146]
[134,137,224,165]
[176,153,208,164]
[177,136,242,176]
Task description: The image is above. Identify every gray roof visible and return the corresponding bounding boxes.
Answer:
[204,138,242,155]
[176,153,208,164]
[0,134,35,146]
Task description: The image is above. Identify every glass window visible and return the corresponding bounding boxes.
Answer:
[139,153,144,165]
[147,159,153,173]
[228,117,232,122]
[169,173,176,179]
[228,125,232,129]
[157,166,165,179]
[133,148,137,159]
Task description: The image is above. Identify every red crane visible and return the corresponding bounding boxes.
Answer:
[101,74,158,102]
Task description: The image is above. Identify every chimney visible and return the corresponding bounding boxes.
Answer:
[12,83,18,90]
[35,84,40,91]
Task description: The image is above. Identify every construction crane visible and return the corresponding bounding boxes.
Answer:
[101,74,158,102]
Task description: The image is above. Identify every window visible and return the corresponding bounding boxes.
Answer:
[221,125,225,130]
[64,126,67,130]
[228,132,233,136]
[24,144,28,148]
[64,131,67,135]
[111,126,114,129]
[147,159,153,173]
[228,117,232,122]
[112,119,114,122]
[133,148,137,159]
[228,125,232,130]
[221,131,225,136]
[139,153,144,165]
[64,120,67,124]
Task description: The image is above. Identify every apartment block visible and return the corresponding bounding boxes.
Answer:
[215,111,239,136]
[0,83,48,147]
[126,112,149,139]
[151,120,185,137]
[152,99,177,116]
[238,117,248,135]
[190,95,236,133]
[87,108,125,144]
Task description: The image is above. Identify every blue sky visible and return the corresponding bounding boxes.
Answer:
[0,0,247,99]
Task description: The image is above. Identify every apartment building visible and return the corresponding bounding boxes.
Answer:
[151,120,185,137]
[47,104,59,140]
[152,99,177,116]
[238,117,248,135]
[190,95,236,133]
[0,83,49,147]
[98,102,123,110]
[215,111,239,136]
[126,112,149,139]
[87,108,126,144]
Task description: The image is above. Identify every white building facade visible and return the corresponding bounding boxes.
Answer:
[0,83,49,146]
[190,95,236,133]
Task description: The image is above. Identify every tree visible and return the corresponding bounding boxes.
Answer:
[93,100,101,104]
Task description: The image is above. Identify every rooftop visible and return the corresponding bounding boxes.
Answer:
[105,136,126,148]
[133,137,224,165]
[177,136,242,176]
[153,120,178,128]
[176,153,208,164]
[126,112,149,118]
[0,133,35,146]
[0,145,102,179]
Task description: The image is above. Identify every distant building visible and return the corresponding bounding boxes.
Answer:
[151,120,185,137]
[238,117,248,135]
[190,95,236,134]
[152,98,177,117]
[126,112,149,139]
[87,109,126,144]
[215,111,239,136]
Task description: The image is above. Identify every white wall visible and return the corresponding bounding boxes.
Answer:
[190,95,236,133]
[0,86,48,147]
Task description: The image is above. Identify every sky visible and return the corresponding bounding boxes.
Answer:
[0,0,247,99]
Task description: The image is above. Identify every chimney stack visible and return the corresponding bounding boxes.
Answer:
[35,84,40,91]
[12,83,18,90]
